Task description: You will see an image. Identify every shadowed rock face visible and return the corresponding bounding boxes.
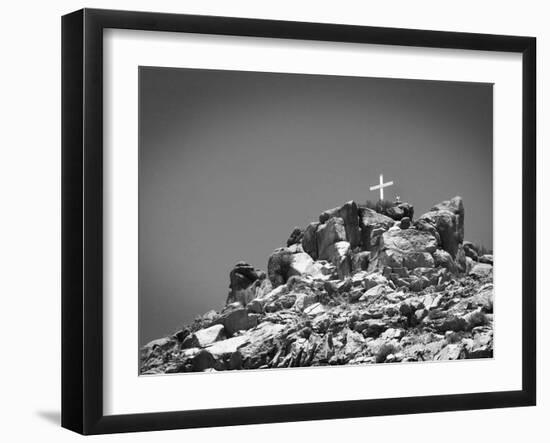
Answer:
[226,262,266,305]
[417,196,465,258]
[140,196,493,375]
[320,201,361,248]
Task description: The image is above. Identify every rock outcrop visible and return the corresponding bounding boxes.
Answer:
[140,195,494,375]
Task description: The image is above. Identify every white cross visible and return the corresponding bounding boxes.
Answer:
[369,174,394,201]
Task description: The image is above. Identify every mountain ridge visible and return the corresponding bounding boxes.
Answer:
[140,196,493,374]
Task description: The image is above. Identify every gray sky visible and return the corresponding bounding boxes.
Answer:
[139,67,493,346]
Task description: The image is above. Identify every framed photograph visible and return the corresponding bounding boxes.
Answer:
[62,8,536,435]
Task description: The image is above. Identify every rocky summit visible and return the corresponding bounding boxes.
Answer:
[140,196,493,374]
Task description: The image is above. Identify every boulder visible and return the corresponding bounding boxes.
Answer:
[317,217,347,260]
[432,196,465,240]
[320,201,361,248]
[364,272,389,290]
[403,252,435,270]
[381,229,438,254]
[302,222,320,260]
[417,196,464,257]
[286,227,304,247]
[303,302,325,316]
[358,207,395,250]
[359,283,390,302]
[226,261,265,305]
[399,217,411,229]
[192,349,217,371]
[293,292,318,311]
[370,229,438,270]
[479,254,493,265]
[351,251,370,272]
[469,263,493,279]
[325,241,352,278]
[463,241,479,261]
[267,247,294,287]
[194,324,226,347]
[386,202,414,221]
[215,308,258,336]
[205,334,250,357]
[237,322,287,368]
[432,249,458,273]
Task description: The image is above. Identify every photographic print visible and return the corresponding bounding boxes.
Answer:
[138,67,494,375]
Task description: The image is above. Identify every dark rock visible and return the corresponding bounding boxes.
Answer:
[192,350,216,371]
[432,249,458,273]
[386,202,414,221]
[463,241,479,261]
[479,254,493,265]
[302,222,320,260]
[325,241,352,279]
[287,226,304,247]
[227,261,265,305]
[358,207,395,250]
[417,196,464,257]
[437,315,467,333]
[403,252,435,270]
[319,201,361,248]
[316,217,347,260]
[267,247,294,287]
[215,308,258,336]
[351,251,370,272]
[399,217,411,229]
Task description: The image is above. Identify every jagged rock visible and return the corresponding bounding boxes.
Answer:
[287,243,304,254]
[370,229,438,270]
[287,227,304,247]
[386,202,414,221]
[399,217,411,229]
[226,261,266,305]
[293,292,318,312]
[320,201,361,248]
[344,329,365,356]
[265,293,297,313]
[432,249,458,273]
[246,298,264,314]
[364,273,389,290]
[215,308,258,336]
[302,222,320,259]
[359,284,390,302]
[237,322,287,368]
[469,263,493,279]
[432,196,465,240]
[194,324,226,347]
[289,252,334,281]
[479,254,493,265]
[403,252,435,270]
[455,244,468,273]
[435,343,466,360]
[463,241,479,261]
[325,241,352,278]
[417,196,464,257]
[192,349,217,371]
[267,247,294,287]
[351,251,370,272]
[317,217,347,260]
[381,229,438,254]
[358,207,395,250]
[304,302,325,316]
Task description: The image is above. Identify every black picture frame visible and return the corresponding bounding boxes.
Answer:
[61,8,536,435]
